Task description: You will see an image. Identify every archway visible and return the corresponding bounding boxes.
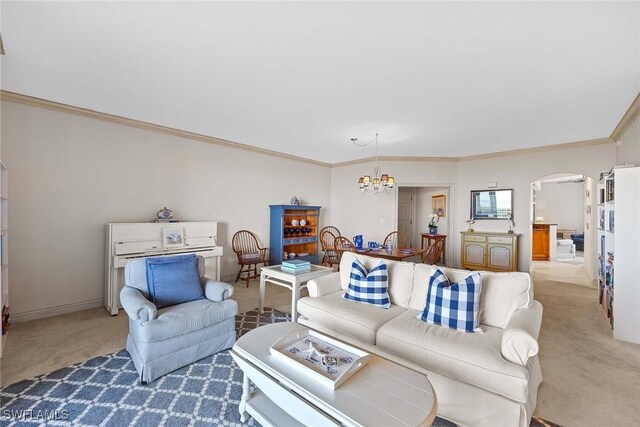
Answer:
[529,173,596,287]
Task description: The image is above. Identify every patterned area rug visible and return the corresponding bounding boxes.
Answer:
[1,308,559,426]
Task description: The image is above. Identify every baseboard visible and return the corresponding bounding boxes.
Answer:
[11,298,104,323]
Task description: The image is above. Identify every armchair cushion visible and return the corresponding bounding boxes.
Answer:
[203,278,234,302]
[133,298,238,343]
[120,286,157,321]
[145,254,204,309]
[501,300,543,366]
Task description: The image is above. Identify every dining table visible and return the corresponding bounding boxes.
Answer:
[349,247,428,261]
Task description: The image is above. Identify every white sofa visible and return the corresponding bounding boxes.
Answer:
[298,252,543,427]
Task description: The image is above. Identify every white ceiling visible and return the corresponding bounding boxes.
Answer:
[1,2,639,163]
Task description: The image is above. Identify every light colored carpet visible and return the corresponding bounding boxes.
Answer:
[2,270,640,426]
[531,264,640,426]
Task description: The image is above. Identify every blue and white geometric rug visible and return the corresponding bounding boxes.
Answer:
[0,308,556,427]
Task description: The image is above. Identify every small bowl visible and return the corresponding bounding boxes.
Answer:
[291,220,299,226]
[288,253,296,259]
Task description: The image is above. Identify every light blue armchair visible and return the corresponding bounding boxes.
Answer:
[121,256,237,383]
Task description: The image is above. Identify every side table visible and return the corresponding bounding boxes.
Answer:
[420,233,447,265]
[259,264,334,322]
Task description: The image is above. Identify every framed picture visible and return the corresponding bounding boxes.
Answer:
[432,194,446,217]
[163,227,184,247]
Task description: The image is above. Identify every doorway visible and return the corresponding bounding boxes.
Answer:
[396,185,453,265]
[530,173,596,285]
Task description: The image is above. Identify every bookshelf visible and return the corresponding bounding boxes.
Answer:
[0,163,8,357]
[597,166,640,344]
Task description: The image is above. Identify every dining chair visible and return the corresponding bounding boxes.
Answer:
[422,239,446,265]
[334,236,355,268]
[320,229,340,268]
[320,226,341,238]
[383,231,409,249]
[232,230,269,287]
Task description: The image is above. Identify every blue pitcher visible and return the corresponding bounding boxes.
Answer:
[353,235,363,250]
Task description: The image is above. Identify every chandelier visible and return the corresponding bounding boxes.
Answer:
[352,133,395,194]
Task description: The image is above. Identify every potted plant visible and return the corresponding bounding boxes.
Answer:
[428,213,439,235]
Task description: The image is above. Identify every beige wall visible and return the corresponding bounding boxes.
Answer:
[330,160,458,255]
[535,181,584,233]
[616,113,640,166]
[1,101,331,320]
[331,144,615,272]
[2,98,619,320]
[456,144,614,271]
[414,186,449,246]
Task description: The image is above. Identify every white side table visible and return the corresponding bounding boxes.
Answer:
[260,264,334,322]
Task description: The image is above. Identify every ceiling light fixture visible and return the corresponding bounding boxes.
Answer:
[353,133,395,195]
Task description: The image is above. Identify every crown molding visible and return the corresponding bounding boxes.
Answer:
[331,155,459,168]
[610,92,640,141]
[0,90,332,168]
[457,138,613,162]
[1,90,615,167]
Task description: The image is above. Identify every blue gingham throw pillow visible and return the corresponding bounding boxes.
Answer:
[417,267,482,332]
[343,258,390,309]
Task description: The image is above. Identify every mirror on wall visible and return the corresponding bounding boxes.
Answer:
[470,189,513,220]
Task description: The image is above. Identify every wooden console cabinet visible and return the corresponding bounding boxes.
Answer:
[532,224,550,261]
[460,231,520,272]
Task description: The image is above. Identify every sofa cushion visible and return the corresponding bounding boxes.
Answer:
[297,291,406,344]
[134,298,237,343]
[409,264,532,328]
[417,267,482,332]
[146,254,205,309]
[376,309,530,402]
[339,252,415,308]
[344,258,390,309]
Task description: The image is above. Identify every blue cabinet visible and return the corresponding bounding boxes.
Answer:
[269,205,321,265]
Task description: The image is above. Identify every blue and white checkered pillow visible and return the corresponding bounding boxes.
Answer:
[343,258,390,309]
[417,267,482,332]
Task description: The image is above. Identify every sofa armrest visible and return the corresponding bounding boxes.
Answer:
[501,300,543,366]
[307,272,342,298]
[120,286,157,322]
[203,277,234,302]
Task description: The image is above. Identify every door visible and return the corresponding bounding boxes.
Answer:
[398,188,415,248]
[488,244,512,270]
[532,229,550,261]
[463,243,486,268]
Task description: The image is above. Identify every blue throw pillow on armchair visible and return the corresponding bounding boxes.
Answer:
[145,254,204,309]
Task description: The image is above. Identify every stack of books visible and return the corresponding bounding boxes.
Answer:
[281,259,311,274]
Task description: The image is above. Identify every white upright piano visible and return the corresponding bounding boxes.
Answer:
[105,221,223,315]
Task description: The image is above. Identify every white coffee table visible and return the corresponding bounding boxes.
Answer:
[260,264,334,322]
[230,322,437,427]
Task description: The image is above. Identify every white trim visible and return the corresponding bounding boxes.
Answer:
[11,298,104,323]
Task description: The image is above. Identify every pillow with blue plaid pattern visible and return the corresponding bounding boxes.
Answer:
[416,267,482,332]
[343,258,390,309]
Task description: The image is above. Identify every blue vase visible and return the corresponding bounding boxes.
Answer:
[429,226,438,235]
[353,235,363,250]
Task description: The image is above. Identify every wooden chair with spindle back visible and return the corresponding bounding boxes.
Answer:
[320,229,340,268]
[232,230,269,287]
[333,236,355,269]
[422,239,446,265]
[383,231,409,249]
[320,226,341,238]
